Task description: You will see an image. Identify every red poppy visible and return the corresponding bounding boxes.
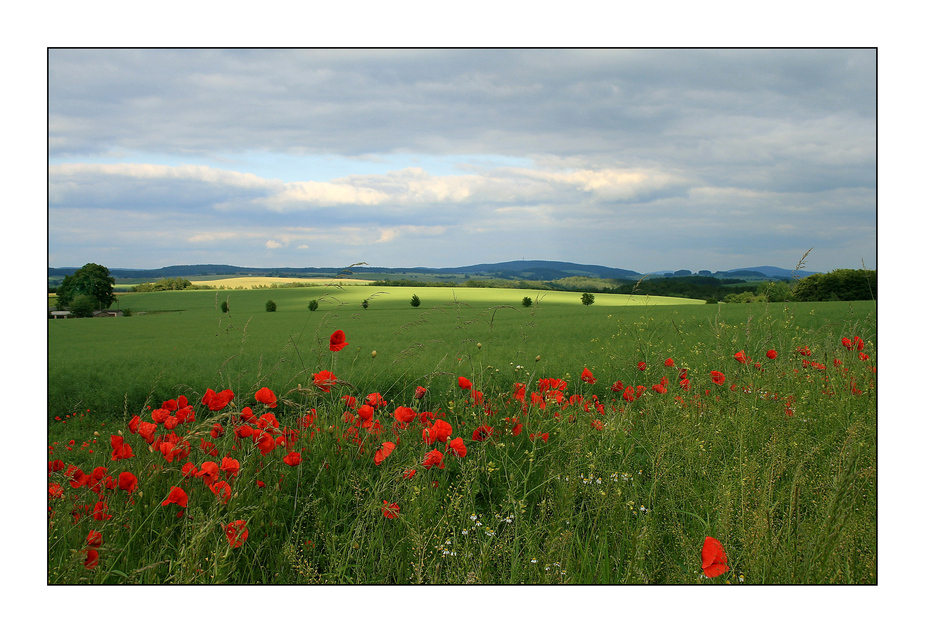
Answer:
[637,361,647,372]
[766,349,778,360]
[529,432,549,443]
[381,500,400,519]
[255,431,276,456]
[118,471,138,494]
[300,409,317,427]
[710,371,726,385]
[423,419,453,445]
[664,358,675,367]
[858,352,869,361]
[49,482,64,499]
[162,487,189,511]
[471,425,495,442]
[580,368,596,384]
[610,381,624,393]
[797,346,812,357]
[448,437,467,458]
[374,441,395,466]
[423,449,445,470]
[329,330,349,352]
[283,451,302,467]
[86,530,104,549]
[225,520,249,548]
[209,480,232,504]
[202,388,235,411]
[733,350,748,364]
[313,371,338,392]
[84,549,100,569]
[92,500,112,521]
[198,461,220,485]
[255,387,277,408]
[853,336,864,351]
[701,536,730,578]
[221,456,240,478]
[414,386,427,399]
[365,392,387,408]
[458,376,472,390]
[402,468,416,479]
[110,435,134,461]
[393,406,416,426]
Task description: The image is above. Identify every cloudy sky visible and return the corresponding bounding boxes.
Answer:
[48,48,876,274]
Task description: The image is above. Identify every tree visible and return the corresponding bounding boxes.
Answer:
[362,299,369,309]
[265,300,277,312]
[581,293,595,306]
[410,294,421,307]
[308,299,319,312]
[56,263,116,310]
[220,300,229,313]
[522,296,533,307]
[70,294,97,318]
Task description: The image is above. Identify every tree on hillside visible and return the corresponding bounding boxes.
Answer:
[792,269,877,302]
[55,263,116,310]
[581,293,595,306]
[410,294,421,307]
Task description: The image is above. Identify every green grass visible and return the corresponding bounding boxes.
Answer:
[47,285,876,584]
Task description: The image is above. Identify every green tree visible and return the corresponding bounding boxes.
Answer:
[220,300,229,313]
[522,296,533,307]
[56,263,116,310]
[581,292,595,306]
[410,294,421,307]
[70,294,98,318]
[265,300,277,312]
[308,299,319,312]
[362,299,369,309]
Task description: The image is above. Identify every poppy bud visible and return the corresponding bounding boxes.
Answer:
[371,350,377,358]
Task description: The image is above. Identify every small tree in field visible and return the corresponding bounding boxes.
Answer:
[220,300,229,313]
[410,294,421,307]
[522,297,533,307]
[362,299,369,309]
[581,293,595,306]
[266,300,277,312]
[308,300,319,312]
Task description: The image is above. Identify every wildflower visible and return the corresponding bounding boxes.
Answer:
[329,329,349,352]
[202,388,235,411]
[472,424,495,442]
[858,352,870,361]
[313,370,338,392]
[766,349,778,360]
[118,471,138,494]
[797,346,812,357]
[580,368,596,384]
[448,437,467,458]
[423,419,453,444]
[221,456,240,478]
[209,480,232,504]
[255,387,277,408]
[381,500,400,519]
[710,371,726,386]
[48,482,64,499]
[198,461,220,485]
[86,530,103,549]
[84,549,100,569]
[529,432,549,443]
[374,441,395,466]
[610,380,624,393]
[701,536,730,578]
[402,468,416,479]
[365,392,387,408]
[664,358,675,367]
[458,376,472,390]
[638,361,647,371]
[393,406,416,426]
[733,350,748,364]
[110,435,134,461]
[423,449,446,470]
[225,520,249,548]
[283,451,302,467]
[414,386,427,399]
[92,500,112,521]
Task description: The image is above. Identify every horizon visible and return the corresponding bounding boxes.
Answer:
[49,49,876,274]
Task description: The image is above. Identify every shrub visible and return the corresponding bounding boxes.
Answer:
[362,299,369,309]
[265,300,277,312]
[522,297,533,307]
[410,294,421,307]
[581,292,595,306]
[220,300,229,313]
[308,300,319,312]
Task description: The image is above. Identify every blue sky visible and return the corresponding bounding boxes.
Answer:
[47,48,877,274]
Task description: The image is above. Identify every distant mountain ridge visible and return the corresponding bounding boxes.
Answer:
[48,260,820,281]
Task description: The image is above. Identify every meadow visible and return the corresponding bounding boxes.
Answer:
[47,283,876,584]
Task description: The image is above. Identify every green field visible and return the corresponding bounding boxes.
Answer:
[47,285,876,584]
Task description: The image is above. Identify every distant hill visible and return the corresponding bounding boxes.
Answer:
[48,260,820,283]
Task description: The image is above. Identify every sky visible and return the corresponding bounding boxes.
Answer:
[47,48,877,275]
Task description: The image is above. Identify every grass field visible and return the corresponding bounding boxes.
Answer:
[47,284,876,585]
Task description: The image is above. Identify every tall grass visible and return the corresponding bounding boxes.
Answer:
[47,288,875,584]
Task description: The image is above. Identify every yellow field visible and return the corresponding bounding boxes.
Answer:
[189,276,374,288]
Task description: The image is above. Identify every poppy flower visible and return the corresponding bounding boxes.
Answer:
[529,432,549,443]
[202,388,235,411]
[48,482,64,499]
[110,435,134,461]
[374,441,395,466]
[255,431,276,456]
[92,500,112,521]
[423,449,445,470]
[209,480,232,504]
[637,361,647,372]
[853,336,864,351]
[365,392,387,408]
[329,330,349,352]
[734,351,748,364]
[858,352,869,361]
[84,549,100,569]
[283,451,302,467]
[710,371,726,385]
[701,536,730,578]
[221,456,240,478]
[118,471,138,494]
[458,376,472,390]
[414,386,427,399]
[300,409,317,427]
[86,529,104,549]
[664,358,675,367]
[225,520,249,548]
[472,425,495,442]
[766,349,778,360]
[255,387,277,408]
[610,381,624,393]
[312,371,338,392]
[381,500,400,519]
[402,469,416,479]
[448,437,467,458]
[393,406,416,426]
[797,346,812,357]
[423,419,453,445]
[199,461,220,485]
[162,486,189,511]
[580,368,596,384]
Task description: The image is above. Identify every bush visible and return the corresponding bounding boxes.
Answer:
[265,300,277,312]
[308,300,319,312]
[70,294,97,318]
[522,297,533,307]
[581,293,595,306]
[220,301,229,313]
[410,294,421,307]
[362,299,369,309]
